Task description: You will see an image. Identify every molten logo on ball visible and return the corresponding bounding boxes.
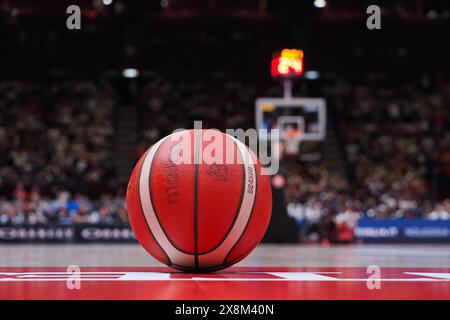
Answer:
[126,129,272,272]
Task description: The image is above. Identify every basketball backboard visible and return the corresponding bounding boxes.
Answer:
[255,97,326,143]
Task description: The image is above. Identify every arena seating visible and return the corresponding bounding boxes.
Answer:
[1,77,449,238]
[0,80,127,226]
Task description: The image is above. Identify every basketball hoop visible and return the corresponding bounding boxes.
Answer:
[283,128,302,156]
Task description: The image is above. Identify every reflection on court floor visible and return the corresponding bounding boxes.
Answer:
[1,244,449,299]
[1,267,449,299]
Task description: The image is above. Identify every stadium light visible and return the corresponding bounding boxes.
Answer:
[304,70,320,80]
[122,68,139,78]
[314,0,327,9]
[160,0,170,8]
[103,0,113,6]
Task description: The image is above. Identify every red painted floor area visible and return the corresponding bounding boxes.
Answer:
[0,267,449,300]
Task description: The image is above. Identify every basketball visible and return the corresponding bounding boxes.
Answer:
[126,129,272,272]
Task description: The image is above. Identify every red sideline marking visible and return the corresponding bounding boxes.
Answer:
[0,267,449,300]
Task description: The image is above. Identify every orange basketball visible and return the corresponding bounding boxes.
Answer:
[126,129,272,272]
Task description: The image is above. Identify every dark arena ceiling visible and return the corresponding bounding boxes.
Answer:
[1,0,449,78]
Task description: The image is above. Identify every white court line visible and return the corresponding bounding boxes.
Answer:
[405,272,450,279]
[0,272,450,282]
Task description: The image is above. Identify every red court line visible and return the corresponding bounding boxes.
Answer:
[0,267,449,300]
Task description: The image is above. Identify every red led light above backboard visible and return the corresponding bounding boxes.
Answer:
[271,49,304,78]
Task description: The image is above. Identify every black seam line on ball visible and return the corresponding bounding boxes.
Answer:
[224,233,263,268]
[149,138,193,255]
[223,159,258,264]
[137,149,171,265]
[198,138,245,256]
[171,262,192,269]
[193,215,262,271]
[193,130,201,271]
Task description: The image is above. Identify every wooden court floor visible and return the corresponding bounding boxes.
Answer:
[1,243,449,267]
[1,244,449,299]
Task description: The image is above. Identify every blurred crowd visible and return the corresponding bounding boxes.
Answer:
[0,193,128,226]
[0,80,124,226]
[285,162,450,243]
[0,80,119,198]
[336,76,450,217]
[134,79,280,156]
[284,76,450,241]
[1,77,449,232]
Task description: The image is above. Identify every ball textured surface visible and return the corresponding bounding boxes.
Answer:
[126,129,272,272]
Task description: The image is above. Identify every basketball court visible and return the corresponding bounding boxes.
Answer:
[1,1,450,310]
[1,244,449,299]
